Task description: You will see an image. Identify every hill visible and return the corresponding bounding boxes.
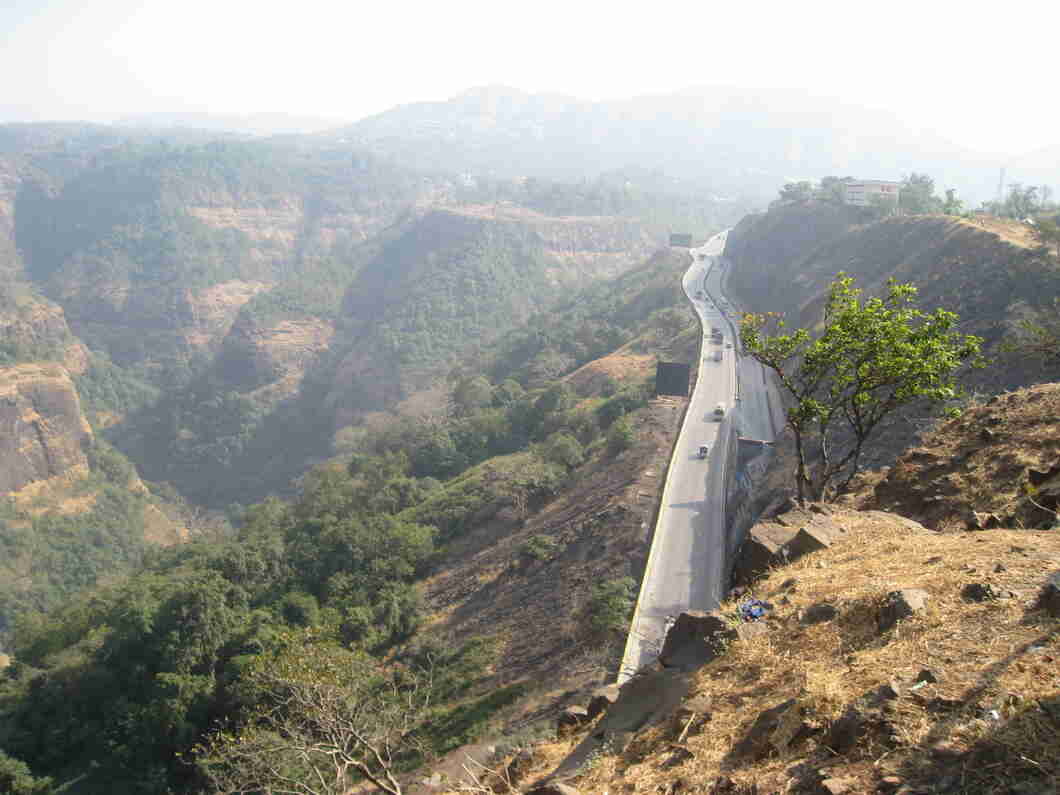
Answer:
[0,243,706,794]
[724,203,1059,393]
[337,85,1011,204]
[500,494,1059,794]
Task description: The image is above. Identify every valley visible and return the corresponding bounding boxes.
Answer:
[0,108,1058,795]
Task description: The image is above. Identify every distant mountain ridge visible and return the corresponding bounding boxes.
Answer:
[335,84,1038,204]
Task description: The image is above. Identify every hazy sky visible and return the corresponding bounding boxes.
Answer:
[3,0,1058,157]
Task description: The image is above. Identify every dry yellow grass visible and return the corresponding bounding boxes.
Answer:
[501,510,1059,794]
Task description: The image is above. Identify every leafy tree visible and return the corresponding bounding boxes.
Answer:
[777,181,814,203]
[197,630,434,795]
[815,176,854,204]
[741,274,981,502]
[606,415,637,455]
[449,375,493,418]
[899,173,942,214]
[1004,183,1039,218]
[1032,218,1060,257]
[942,188,964,216]
[539,431,585,470]
[867,192,898,219]
[0,750,53,795]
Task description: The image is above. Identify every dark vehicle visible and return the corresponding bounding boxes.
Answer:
[697,445,709,459]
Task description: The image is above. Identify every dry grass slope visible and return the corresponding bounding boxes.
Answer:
[494,509,1059,794]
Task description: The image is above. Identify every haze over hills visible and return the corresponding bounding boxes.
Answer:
[335,85,1053,204]
[118,111,351,137]
[3,73,1060,794]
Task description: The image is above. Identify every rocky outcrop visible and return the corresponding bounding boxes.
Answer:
[0,286,87,373]
[659,611,736,670]
[0,363,92,494]
[213,313,334,395]
[55,278,273,367]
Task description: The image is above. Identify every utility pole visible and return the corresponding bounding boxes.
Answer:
[995,167,1006,213]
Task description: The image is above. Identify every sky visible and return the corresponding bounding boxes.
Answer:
[3,0,1059,157]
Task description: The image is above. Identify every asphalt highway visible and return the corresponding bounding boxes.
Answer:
[618,232,782,680]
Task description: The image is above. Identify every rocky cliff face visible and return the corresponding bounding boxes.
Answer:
[0,287,88,374]
[213,313,335,398]
[0,363,92,495]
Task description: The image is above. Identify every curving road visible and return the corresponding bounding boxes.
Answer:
[619,231,780,681]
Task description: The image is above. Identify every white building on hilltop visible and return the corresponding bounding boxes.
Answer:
[844,179,900,207]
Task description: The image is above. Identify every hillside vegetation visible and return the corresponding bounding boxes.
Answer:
[0,240,705,793]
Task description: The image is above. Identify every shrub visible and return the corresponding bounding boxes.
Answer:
[540,432,584,470]
[606,415,636,455]
[520,534,560,563]
[588,577,637,635]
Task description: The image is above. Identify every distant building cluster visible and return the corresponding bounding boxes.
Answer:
[843,179,900,207]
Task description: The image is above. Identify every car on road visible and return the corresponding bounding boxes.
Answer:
[697,445,709,459]
[713,350,723,362]
[713,402,726,420]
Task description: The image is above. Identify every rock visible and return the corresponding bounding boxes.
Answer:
[0,364,94,495]
[923,556,943,565]
[779,577,798,592]
[826,706,864,753]
[556,706,588,734]
[1037,570,1060,618]
[527,784,581,795]
[994,562,1007,573]
[961,582,1000,602]
[809,502,835,515]
[781,521,840,562]
[877,589,929,633]
[819,778,856,795]
[732,522,797,586]
[732,699,806,759]
[866,682,899,705]
[586,684,621,720]
[915,669,938,684]
[659,611,736,670]
[878,776,903,792]
[800,602,839,625]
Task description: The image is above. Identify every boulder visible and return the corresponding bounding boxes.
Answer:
[961,583,1000,602]
[659,611,735,670]
[1038,570,1060,618]
[825,705,864,753]
[732,698,807,759]
[877,589,929,633]
[781,520,841,563]
[586,684,621,720]
[800,602,839,625]
[732,522,796,586]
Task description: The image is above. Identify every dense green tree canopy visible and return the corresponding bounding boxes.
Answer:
[742,274,982,501]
